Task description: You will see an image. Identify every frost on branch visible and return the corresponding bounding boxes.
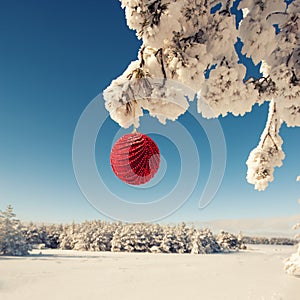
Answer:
[243,0,300,127]
[104,0,258,128]
[103,63,190,128]
[238,0,286,65]
[246,100,285,191]
[199,63,258,118]
[104,0,300,189]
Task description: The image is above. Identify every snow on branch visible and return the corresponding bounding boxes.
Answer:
[246,100,285,191]
[103,0,300,189]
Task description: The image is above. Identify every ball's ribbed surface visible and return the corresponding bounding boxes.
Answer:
[110,133,160,185]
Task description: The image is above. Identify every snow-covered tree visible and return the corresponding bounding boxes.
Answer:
[89,221,119,251]
[23,222,44,247]
[111,222,163,252]
[158,223,191,253]
[242,235,296,245]
[216,230,246,251]
[172,222,194,253]
[22,223,63,249]
[72,221,93,251]
[0,205,31,256]
[103,0,300,190]
[59,222,79,250]
[110,222,224,254]
[46,224,63,249]
[284,176,300,276]
[191,228,221,254]
[159,224,186,253]
[70,221,118,251]
[23,223,51,249]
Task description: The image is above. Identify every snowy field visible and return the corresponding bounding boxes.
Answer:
[0,245,299,300]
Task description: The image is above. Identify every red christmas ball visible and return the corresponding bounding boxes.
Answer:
[110,133,160,185]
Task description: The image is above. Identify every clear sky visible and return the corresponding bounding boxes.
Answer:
[0,0,299,224]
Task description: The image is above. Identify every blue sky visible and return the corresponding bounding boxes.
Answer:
[0,0,299,223]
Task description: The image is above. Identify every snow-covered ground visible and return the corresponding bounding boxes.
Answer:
[0,245,299,300]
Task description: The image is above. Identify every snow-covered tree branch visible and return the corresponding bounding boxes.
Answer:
[246,100,285,190]
[103,0,300,190]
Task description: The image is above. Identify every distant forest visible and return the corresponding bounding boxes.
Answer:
[0,206,297,256]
